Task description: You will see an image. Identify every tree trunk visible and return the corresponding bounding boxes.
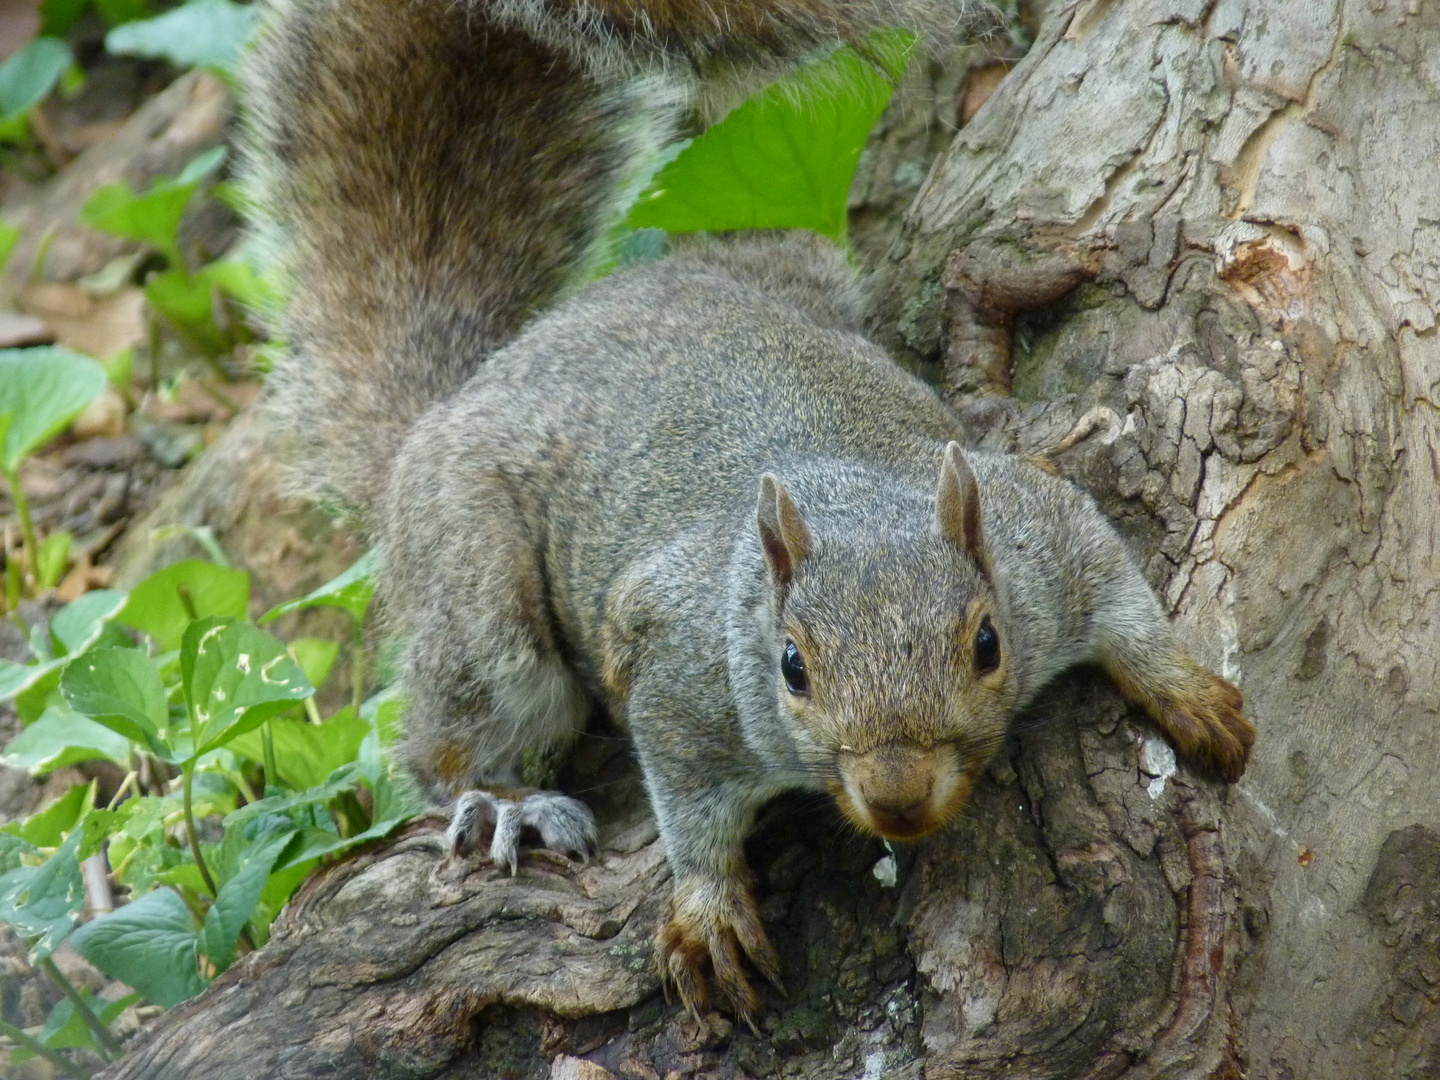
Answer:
[97,1,1440,1077]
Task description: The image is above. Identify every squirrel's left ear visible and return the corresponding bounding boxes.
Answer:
[756,473,812,591]
[936,442,992,577]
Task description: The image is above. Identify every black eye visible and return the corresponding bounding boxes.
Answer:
[974,616,1000,675]
[781,639,809,695]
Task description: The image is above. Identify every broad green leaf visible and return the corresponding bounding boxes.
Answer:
[12,989,141,1062]
[12,664,61,724]
[80,146,226,266]
[61,646,168,752]
[145,267,213,323]
[0,830,84,962]
[287,637,339,690]
[200,825,293,970]
[229,710,370,791]
[181,618,313,756]
[70,887,205,1007]
[0,37,73,121]
[0,219,19,272]
[106,0,257,74]
[40,0,90,36]
[361,683,406,746]
[4,781,93,846]
[200,256,282,316]
[50,588,129,656]
[2,704,131,774]
[95,0,153,26]
[0,656,63,702]
[627,36,911,241]
[225,763,363,835]
[262,549,377,624]
[35,529,71,590]
[0,347,108,473]
[273,810,407,870]
[118,559,249,651]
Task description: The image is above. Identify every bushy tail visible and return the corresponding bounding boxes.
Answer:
[244,0,970,518]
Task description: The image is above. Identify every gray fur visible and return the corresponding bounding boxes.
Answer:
[245,0,1253,1019]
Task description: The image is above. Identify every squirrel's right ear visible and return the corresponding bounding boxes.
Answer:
[756,473,812,590]
[937,442,992,577]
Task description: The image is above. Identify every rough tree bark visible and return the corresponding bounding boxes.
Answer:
[95,1,1440,1077]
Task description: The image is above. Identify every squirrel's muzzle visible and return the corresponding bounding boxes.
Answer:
[832,741,973,841]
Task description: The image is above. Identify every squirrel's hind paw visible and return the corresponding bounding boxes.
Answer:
[658,874,783,1026]
[446,789,598,875]
[1154,663,1256,784]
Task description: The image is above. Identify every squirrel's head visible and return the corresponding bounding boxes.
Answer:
[756,442,1012,842]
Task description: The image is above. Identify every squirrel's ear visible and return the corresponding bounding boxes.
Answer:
[937,442,991,576]
[756,473,812,589]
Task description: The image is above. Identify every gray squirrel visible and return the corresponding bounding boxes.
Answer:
[243,0,1256,1019]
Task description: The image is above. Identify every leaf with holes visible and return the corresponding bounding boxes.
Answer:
[180,618,313,758]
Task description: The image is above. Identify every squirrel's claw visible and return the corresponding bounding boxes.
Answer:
[657,873,782,1026]
[445,789,597,874]
[1152,662,1256,784]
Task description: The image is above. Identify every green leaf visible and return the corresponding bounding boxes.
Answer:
[105,0,257,74]
[145,267,213,323]
[181,618,313,757]
[225,763,362,834]
[40,0,91,36]
[0,656,63,703]
[95,0,152,26]
[0,347,108,473]
[61,646,169,753]
[627,37,911,241]
[200,256,282,316]
[118,559,249,651]
[13,988,142,1061]
[79,146,226,266]
[229,711,369,791]
[287,637,339,691]
[200,824,292,970]
[70,887,206,1007]
[0,829,85,962]
[50,588,129,656]
[0,37,73,121]
[0,219,19,272]
[4,781,93,846]
[262,549,377,624]
[2,704,132,775]
[361,683,406,747]
[34,529,71,591]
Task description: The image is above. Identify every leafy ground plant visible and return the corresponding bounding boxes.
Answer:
[0,555,416,1074]
[0,347,109,601]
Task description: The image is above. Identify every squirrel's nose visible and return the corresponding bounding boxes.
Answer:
[836,741,967,840]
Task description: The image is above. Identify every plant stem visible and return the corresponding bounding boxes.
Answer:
[5,466,39,588]
[0,1016,92,1079]
[39,957,122,1061]
[304,696,323,725]
[182,765,219,897]
[262,723,277,792]
[351,619,365,717]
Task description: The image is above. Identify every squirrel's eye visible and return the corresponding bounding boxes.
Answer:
[974,616,1000,675]
[781,639,809,695]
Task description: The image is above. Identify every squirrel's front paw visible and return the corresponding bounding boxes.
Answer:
[1154,662,1256,783]
[658,872,783,1025]
[446,789,597,874]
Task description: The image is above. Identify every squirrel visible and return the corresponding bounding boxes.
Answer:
[243,0,1257,1020]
